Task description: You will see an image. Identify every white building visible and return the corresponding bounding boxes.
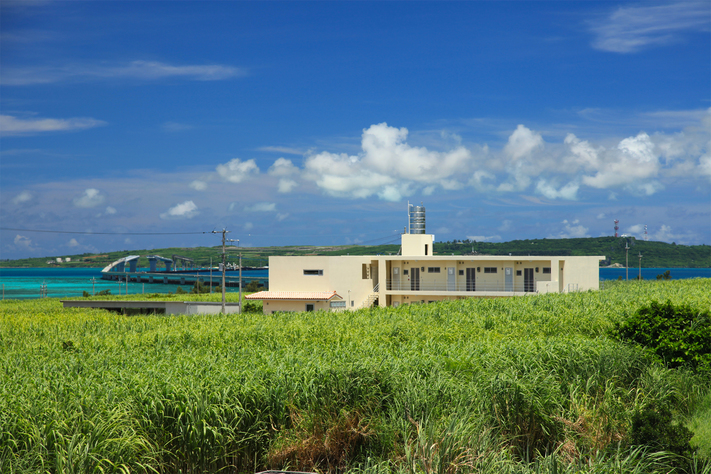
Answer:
[247,205,605,314]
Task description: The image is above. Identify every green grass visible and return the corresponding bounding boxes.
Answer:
[1,279,710,473]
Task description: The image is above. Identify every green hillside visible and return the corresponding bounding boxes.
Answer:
[1,237,709,268]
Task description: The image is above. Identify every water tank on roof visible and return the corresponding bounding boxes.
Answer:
[409,204,426,234]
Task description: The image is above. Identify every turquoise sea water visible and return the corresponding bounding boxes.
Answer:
[598,267,711,280]
[0,267,269,300]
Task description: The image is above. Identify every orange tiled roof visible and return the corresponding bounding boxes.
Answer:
[245,291,342,301]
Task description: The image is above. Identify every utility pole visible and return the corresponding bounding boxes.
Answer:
[213,229,236,314]
[638,252,642,280]
[625,242,629,281]
[239,252,242,313]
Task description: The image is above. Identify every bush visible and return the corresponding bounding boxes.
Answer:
[613,300,711,372]
[245,280,264,292]
[628,401,695,470]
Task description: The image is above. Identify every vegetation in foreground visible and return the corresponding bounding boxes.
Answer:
[1,279,710,473]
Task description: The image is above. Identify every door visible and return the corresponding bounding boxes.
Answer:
[505,267,514,292]
[524,268,534,292]
[410,267,420,291]
[447,267,455,291]
[466,268,476,291]
[393,267,400,291]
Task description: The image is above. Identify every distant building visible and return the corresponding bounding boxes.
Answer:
[247,205,605,314]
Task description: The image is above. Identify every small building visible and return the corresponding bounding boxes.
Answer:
[247,205,605,314]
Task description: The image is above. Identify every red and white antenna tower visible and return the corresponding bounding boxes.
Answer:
[614,219,619,238]
[644,225,648,241]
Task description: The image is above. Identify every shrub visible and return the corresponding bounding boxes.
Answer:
[613,300,711,372]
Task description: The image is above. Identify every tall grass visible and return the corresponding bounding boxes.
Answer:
[1,279,710,473]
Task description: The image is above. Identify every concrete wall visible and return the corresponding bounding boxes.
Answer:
[401,234,435,256]
[262,299,333,314]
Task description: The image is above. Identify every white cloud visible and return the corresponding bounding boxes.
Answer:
[160,200,198,219]
[14,234,33,249]
[105,206,117,215]
[216,158,259,183]
[550,219,590,239]
[244,202,276,212]
[268,158,299,177]
[498,220,513,232]
[590,1,710,53]
[277,179,298,193]
[3,60,246,86]
[535,179,579,200]
[162,122,193,132]
[189,180,208,191]
[303,122,476,200]
[73,188,105,208]
[597,213,606,219]
[243,222,254,231]
[582,132,661,193]
[0,114,106,136]
[67,238,79,247]
[259,146,304,155]
[11,190,33,204]
[276,213,289,221]
[504,124,544,161]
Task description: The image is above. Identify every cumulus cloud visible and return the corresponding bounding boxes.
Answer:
[160,200,198,219]
[73,188,105,208]
[535,179,580,200]
[189,180,208,191]
[67,238,80,247]
[11,190,33,204]
[590,1,710,53]
[244,202,276,212]
[105,206,117,215]
[550,219,590,239]
[0,114,106,136]
[276,213,289,221]
[303,123,476,201]
[268,158,300,193]
[581,132,662,193]
[277,179,298,193]
[216,158,259,183]
[14,234,33,249]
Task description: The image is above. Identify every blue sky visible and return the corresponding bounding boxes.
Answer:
[1,1,709,259]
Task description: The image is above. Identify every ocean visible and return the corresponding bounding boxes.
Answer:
[0,267,269,300]
[0,267,708,300]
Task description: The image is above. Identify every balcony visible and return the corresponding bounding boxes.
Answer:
[384,279,562,294]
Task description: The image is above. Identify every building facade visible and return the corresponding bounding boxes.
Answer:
[247,233,605,314]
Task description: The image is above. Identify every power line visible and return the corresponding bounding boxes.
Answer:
[0,227,208,235]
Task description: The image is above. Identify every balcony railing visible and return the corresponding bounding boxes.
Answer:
[384,279,547,293]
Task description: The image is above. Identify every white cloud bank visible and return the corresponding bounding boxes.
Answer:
[288,112,709,202]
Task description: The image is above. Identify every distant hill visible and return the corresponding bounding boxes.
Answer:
[1,237,709,268]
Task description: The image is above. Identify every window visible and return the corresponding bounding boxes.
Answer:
[484,267,497,274]
[305,304,315,312]
[458,270,464,276]
[542,267,551,274]
[516,270,522,276]
[330,301,346,308]
[427,267,441,273]
[303,269,323,276]
[403,269,409,275]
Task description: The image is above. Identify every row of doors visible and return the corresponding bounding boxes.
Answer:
[396,267,535,292]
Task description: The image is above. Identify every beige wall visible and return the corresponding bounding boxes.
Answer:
[401,234,435,256]
[262,253,604,313]
[269,256,377,309]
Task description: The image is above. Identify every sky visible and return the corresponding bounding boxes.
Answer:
[1,0,710,260]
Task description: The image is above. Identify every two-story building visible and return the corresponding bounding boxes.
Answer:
[247,212,604,313]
